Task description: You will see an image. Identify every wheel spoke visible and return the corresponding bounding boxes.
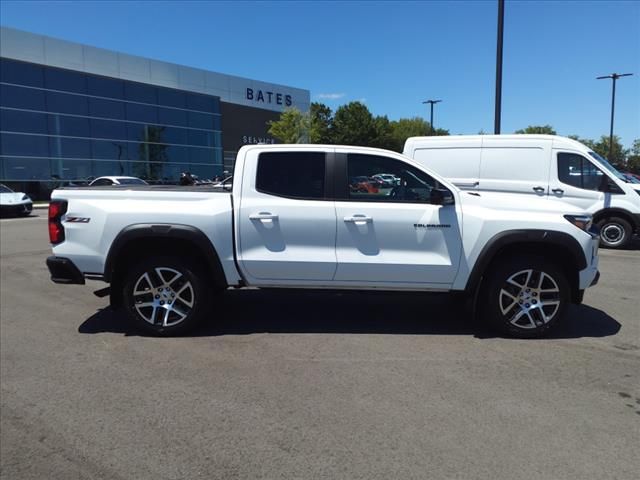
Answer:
[133,273,154,296]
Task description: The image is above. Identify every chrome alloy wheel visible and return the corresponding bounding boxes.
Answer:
[132,267,194,327]
[601,223,624,246]
[498,269,561,330]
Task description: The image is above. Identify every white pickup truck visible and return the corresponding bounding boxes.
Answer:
[46,144,600,338]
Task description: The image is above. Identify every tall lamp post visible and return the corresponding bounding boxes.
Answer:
[494,0,505,134]
[422,99,442,134]
[596,73,633,161]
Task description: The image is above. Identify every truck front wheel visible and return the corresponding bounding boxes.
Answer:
[597,216,632,249]
[122,256,207,336]
[481,255,570,338]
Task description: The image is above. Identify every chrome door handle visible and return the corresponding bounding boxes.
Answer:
[344,215,372,225]
[552,188,564,194]
[533,186,545,193]
[249,212,278,222]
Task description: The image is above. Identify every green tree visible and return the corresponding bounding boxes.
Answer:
[134,125,168,181]
[515,125,557,135]
[309,102,333,144]
[626,139,640,174]
[371,115,395,150]
[331,102,378,146]
[592,135,628,165]
[267,108,309,143]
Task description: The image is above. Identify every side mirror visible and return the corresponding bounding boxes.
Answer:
[430,188,454,206]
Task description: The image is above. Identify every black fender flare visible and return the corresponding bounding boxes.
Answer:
[464,229,588,296]
[104,223,228,288]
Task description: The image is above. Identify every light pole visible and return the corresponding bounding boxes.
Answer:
[596,73,633,161]
[494,0,505,134]
[422,99,442,135]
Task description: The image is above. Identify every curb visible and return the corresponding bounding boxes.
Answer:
[33,204,49,210]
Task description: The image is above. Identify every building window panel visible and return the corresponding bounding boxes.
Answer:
[58,159,92,180]
[48,114,90,137]
[92,139,128,160]
[188,111,214,130]
[1,109,48,134]
[158,88,186,109]
[49,137,91,159]
[0,156,51,180]
[125,82,157,104]
[0,58,44,87]
[46,91,88,116]
[1,132,49,157]
[163,127,188,146]
[90,118,127,141]
[125,103,157,124]
[44,67,87,94]
[188,146,215,164]
[158,107,188,127]
[88,97,126,120]
[166,145,189,163]
[186,92,217,113]
[0,84,46,110]
[87,76,124,99]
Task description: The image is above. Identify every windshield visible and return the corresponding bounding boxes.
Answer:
[623,173,640,184]
[117,178,148,185]
[0,184,12,193]
[588,151,627,182]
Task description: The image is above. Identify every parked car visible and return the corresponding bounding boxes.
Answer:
[0,184,33,217]
[89,176,148,186]
[372,173,400,186]
[404,134,640,249]
[46,144,600,338]
[349,176,382,194]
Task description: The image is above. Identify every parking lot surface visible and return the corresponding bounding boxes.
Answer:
[1,214,639,480]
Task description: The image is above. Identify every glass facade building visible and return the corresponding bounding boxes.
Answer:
[0,27,310,200]
[1,58,223,197]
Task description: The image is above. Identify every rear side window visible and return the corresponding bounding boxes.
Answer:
[256,152,325,199]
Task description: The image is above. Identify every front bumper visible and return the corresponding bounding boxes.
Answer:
[0,201,33,216]
[46,256,85,285]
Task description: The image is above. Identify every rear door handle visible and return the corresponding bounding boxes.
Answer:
[533,186,545,193]
[249,212,278,222]
[552,188,564,194]
[344,215,372,225]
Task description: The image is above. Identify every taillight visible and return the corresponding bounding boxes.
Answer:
[48,200,68,244]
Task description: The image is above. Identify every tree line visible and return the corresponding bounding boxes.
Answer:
[267,103,640,173]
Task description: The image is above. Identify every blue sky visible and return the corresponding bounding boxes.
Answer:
[1,0,639,148]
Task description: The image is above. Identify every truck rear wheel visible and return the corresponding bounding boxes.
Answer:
[481,255,570,338]
[122,256,207,336]
[597,216,632,249]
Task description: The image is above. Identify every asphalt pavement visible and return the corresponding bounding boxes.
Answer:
[1,214,639,480]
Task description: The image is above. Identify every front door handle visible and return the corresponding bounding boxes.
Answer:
[344,215,372,225]
[249,212,278,222]
[533,186,545,193]
[552,188,564,194]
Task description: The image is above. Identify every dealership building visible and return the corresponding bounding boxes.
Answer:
[0,26,310,199]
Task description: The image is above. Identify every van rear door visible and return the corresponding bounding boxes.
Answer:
[407,137,481,190]
[479,138,552,196]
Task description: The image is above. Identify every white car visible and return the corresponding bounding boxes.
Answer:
[89,176,148,187]
[46,144,600,338]
[0,184,33,217]
[372,173,400,186]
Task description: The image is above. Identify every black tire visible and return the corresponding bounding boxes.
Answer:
[480,254,570,338]
[122,256,208,336]
[597,216,632,249]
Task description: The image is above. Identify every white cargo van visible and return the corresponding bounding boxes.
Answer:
[404,135,640,248]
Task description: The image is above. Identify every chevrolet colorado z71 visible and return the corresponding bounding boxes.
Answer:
[46,145,600,338]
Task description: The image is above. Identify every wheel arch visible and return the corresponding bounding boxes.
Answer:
[105,224,228,307]
[465,230,586,304]
[592,208,639,233]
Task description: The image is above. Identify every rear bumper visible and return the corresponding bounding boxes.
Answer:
[46,256,85,285]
